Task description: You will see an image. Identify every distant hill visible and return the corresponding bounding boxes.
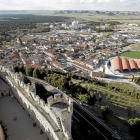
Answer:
[0,10,140,17]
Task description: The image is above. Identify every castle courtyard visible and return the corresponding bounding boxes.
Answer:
[0,96,48,140]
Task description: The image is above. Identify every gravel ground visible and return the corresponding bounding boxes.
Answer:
[0,96,48,140]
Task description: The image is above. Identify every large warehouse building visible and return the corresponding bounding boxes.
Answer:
[114,56,140,72]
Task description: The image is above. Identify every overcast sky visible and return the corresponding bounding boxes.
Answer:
[0,0,140,11]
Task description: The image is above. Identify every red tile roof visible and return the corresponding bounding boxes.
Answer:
[114,56,123,72]
[31,65,42,69]
[122,57,131,71]
[73,62,91,71]
[129,60,138,70]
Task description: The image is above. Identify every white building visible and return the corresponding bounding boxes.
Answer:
[128,23,139,27]
[49,25,54,28]
[72,21,78,28]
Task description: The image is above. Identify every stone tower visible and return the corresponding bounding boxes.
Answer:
[47,94,73,140]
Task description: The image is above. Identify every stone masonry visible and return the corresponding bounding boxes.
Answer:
[0,65,73,140]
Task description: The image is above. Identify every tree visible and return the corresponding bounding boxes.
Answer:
[14,65,19,72]
[26,66,34,76]
[78,93,96,105]
[133,103,137,116]
[19,64,25,74]
[128,118,140,139]
[103,90,107,96]
[98,94,102,106]
[107,93,111,99]
[79,76,82,80]
[78,94,90,104]
[69,81,73,87]
[101,106,110,122]
[127,105,132,119]
[2,41,6,46]
[10,40,14,45]
[117,98,120,106]
[111,97,114,103]
[33,68,40,78]
[89,93,96,105]
[23,75,31,84]
[123,102,126,108]
[39,69,46,79]
[85,83,88,90]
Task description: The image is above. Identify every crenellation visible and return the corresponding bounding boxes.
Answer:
[32,82,36,91]
[40,99,45,106]
[20,81,24,88]
[68,103,73,113]
[47,96,54,107]
[35,95,40,104]
[24,84,28,90]
[30,91,36,99]
[54,94,62,102]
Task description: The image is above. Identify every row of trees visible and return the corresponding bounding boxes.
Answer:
[94,32,113,41]
[14,65,140,106]
[101,84,139,118]
[14,66,96,105]
[14,65,140,99]
[94,26,114,33]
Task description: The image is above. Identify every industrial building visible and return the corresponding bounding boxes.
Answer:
[114,56,140,72]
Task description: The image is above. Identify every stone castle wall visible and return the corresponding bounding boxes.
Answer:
[0,125,5,140]
[0,65,73,140]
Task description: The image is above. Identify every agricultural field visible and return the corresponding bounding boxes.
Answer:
[121,51,140,59]
[112,19,140,24]
[126,44,140,51]
[72,78,140,118]
[52,13,140,22]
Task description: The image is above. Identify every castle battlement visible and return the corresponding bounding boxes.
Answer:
[0,65,73,140]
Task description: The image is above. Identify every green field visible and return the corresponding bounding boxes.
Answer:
[122,51,140,59]
[0,19,5,21]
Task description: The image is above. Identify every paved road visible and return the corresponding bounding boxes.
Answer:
[97,77,140,90]
[29,77,123,140]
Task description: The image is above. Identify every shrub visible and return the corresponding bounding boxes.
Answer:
[128,118,140,139]
[101,105,110,122]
